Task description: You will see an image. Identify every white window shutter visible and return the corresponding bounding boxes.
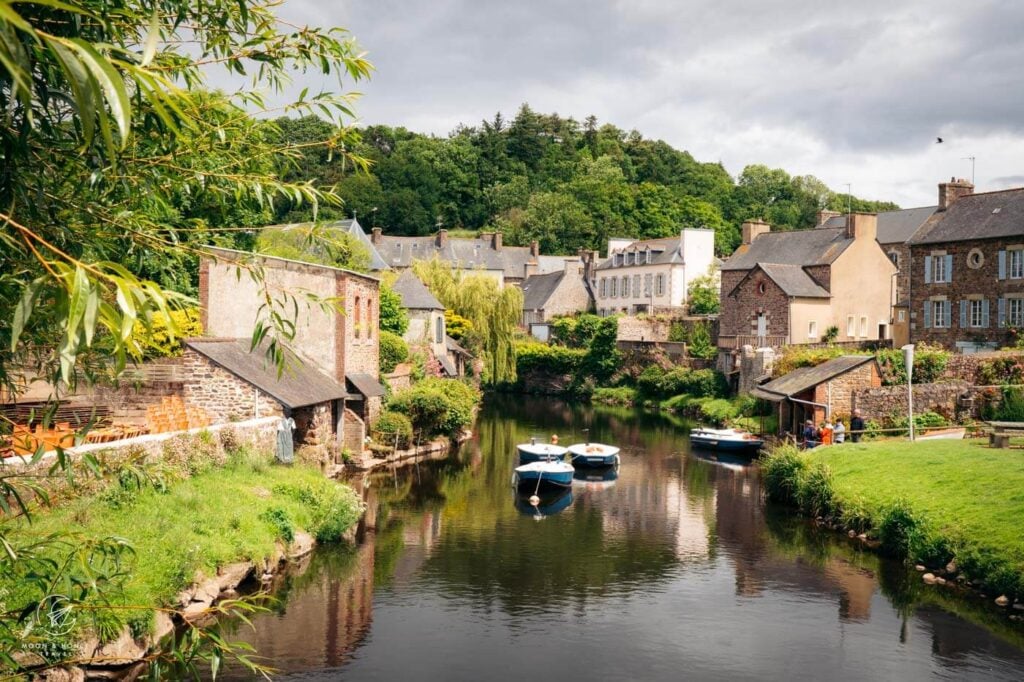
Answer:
[999,297,1007,327]
[945,254,953,282]
[999,251,1007,280]
[944,300,952,327]
[923,302,931,328]
[982,299,990,328]
[924,256,932,283]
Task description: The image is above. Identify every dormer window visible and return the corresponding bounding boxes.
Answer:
[645,248,652,264]
[625,252,633,266]
[614,253,622,266]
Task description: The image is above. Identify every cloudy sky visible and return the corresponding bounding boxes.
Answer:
[269,0,1024,207]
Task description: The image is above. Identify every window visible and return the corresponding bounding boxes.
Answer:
[970,299,984,327]
[354,296,361,338]
[599,278,607,298]
[610,277,618,298]
[645,248,651,264]
[1009,299,1024,326]
[621,276,630,297]
[932,300,948,328]
[624,252,632,266]
[808,321,818,339]
[846,315,855,337]
[1011,249,1024,279]
[435,315,444,344]
[897,309,906,322]
[888,251,900,268]
[859,316,868,338]
[655,274,665,296]
[931,253,949,283]
[633,274,641,296]
[644,274,652,296]
[614,253,622,267]
[367,299,374,340]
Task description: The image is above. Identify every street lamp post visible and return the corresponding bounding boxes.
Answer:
[902,343,915,441]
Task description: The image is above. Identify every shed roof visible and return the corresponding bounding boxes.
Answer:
[750,355,876,401]
[438,355,458,376]
[185,339,352,408]
[446,335,470,356]
[756,263,831,298]
[521,271,565,311]
[346,372,388,399]
[910,188,1024,244]
[391,270,443,311]
[722,227,853,271]
[818,206,937,245]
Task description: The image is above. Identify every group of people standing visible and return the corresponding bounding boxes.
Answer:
[802,410,865,449]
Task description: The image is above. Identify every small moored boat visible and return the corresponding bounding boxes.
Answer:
[567,442,620,468]
[517,438,569,463]
[689,427,764,454]
[514,460,575,490]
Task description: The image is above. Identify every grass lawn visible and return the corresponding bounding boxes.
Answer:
[2,450,362,636]
[807,439,1024,571]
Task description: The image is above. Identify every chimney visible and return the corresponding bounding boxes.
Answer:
[846,212,877,241]
[530,240,540,258]
[371,227,382,245]
[524,262,538,279]
[436,228,448,247]
[938,177,974,211]
[493,232,502,251]
[564,258,581,274]
[816,209,841,226]
[741,219,770,245]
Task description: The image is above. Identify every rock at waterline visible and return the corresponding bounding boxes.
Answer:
[946,560,957,574]
[995,595,1010,606]
[915,564,926,572]
[922,573,937,585]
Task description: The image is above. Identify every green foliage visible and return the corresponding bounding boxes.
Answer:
[373,410,414,449]
[255,224,371,272]
[444,309,474,341]
[823,325,840,344]
[636,365,727,400]
[514,340,586,375]
[686,321,716,359]
[761,445,807,507]
[260,507,296,544]
[388,377,482,438]
[378,283,409,335]
[687,270,720,315]
[876,344,950,385]
[580,316,621,384]
[592,386,638,406]
[995,387,1024,421]
[774,346,852,375]
[889,411,948,431]
[550,314,602,348]
[379,330,409,374]
[130,308,203,359]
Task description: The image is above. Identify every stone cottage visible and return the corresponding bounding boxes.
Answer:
[750,355,882,435]
[390,269,460,375]
[199,248,386,446]
[718,214,897,350]
[908,180,1024,352]
[521,257,595,326]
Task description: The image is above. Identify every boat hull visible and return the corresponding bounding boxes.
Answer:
[517,443,568,463]
[515,462,575,490]
[689,430,763,454]
[567,443,621,468]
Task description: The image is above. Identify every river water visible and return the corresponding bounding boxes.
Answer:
[223,396,1024,681]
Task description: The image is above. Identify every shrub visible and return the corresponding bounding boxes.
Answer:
[130,308,203,359]
[550,314,602,348]
[388,378,481,438]
[637,366,726,400]
[374,410,414,448]
[161,431,225,477]
[515,340,585,375]
[877,499,922,558]
[379,330,409,374]
[760,445,806,507]
[796,463,837,518]
[876,343,949,385]
[379,283,409,335]
[687,321,716,359]
[775,346,849,375]
[260,506,295,544]
[823,325,839,344]
[444,309,473,341]
[890,410,948,431]
[995,387,1024,421]
[592,386,637,406]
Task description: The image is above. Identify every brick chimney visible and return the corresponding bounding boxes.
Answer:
[938,177,974,211]
[530,240,540,258]
[846,212,877,241]
[371,227,382,245]
[816,209,841,226]
[741,220,770,245]
[493,232,502,251]
[524,262,538,279]
[577,248,598,281]
[436,229,448,247]
[564,258,581,274]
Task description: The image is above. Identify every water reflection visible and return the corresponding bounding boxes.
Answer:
[222,395,1024,681]
[513,488,573,519]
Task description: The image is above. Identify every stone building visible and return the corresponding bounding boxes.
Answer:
[199,247,386,439]
[751,355,882,435]
[389,270,466,376]
[594,229,716,316]
[908,180,1024,351]
[521,257,595,326]
[718,214,897,350]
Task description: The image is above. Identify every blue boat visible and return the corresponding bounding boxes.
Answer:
[567,442,620,468]
[514,461,575,490]
[689,427,764,454]
[514,489,573,518]
[517,440,568,463]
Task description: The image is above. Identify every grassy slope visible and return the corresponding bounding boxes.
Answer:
[807,439,1024,566]
[7,456,361,612]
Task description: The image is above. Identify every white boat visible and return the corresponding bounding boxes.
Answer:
[567,442,621,467]
[517,439,569,463]
[514,461,575,489]
[689,427,764,454]
[915,427,967,441]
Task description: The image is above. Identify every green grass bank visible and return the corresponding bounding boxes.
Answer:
[762,439,1024,600]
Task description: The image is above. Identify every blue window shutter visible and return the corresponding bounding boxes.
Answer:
[923,301,931,328]
[945,254,953,282]
[999,297,1007,327]
[960,300,968,328]
[999,251,1007,280]
[924,256,932,283]
[982,299,990,328]
[944,301,951,328]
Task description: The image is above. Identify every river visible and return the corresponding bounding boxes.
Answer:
[222,396,1024,680]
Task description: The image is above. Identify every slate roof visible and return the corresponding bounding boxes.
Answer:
[372,233,535,279]
[346,372,387,399]
[750,356,876,401]
[438,355,457,376]
[332,218,390,270]
[755,263,831,298]
[521,271,565,311]
[595,237,682,271]
[818,206,937,245]
[391,270,443,311]
[910,188,1024,245]
[185,339,352,408]
[446,335,470,356]
[721,227,853,271]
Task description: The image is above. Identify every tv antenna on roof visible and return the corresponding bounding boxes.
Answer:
[961,157,976,185]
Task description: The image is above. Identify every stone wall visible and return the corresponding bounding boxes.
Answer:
[617,316,672,342]
[542,267,593,320]
[336,274,380,380]
[180,349,285,422]
[718,269,790,344]
[342,408,366,454]
[941,350,1024,384]
[853,381,983,421]
[811,361,882,419]
[384,364,413,393]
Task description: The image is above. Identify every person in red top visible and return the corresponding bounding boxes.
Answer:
[819,421,833,446]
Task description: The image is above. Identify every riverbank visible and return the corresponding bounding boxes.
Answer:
[762,439,1024,605]
[2,444,362,677]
